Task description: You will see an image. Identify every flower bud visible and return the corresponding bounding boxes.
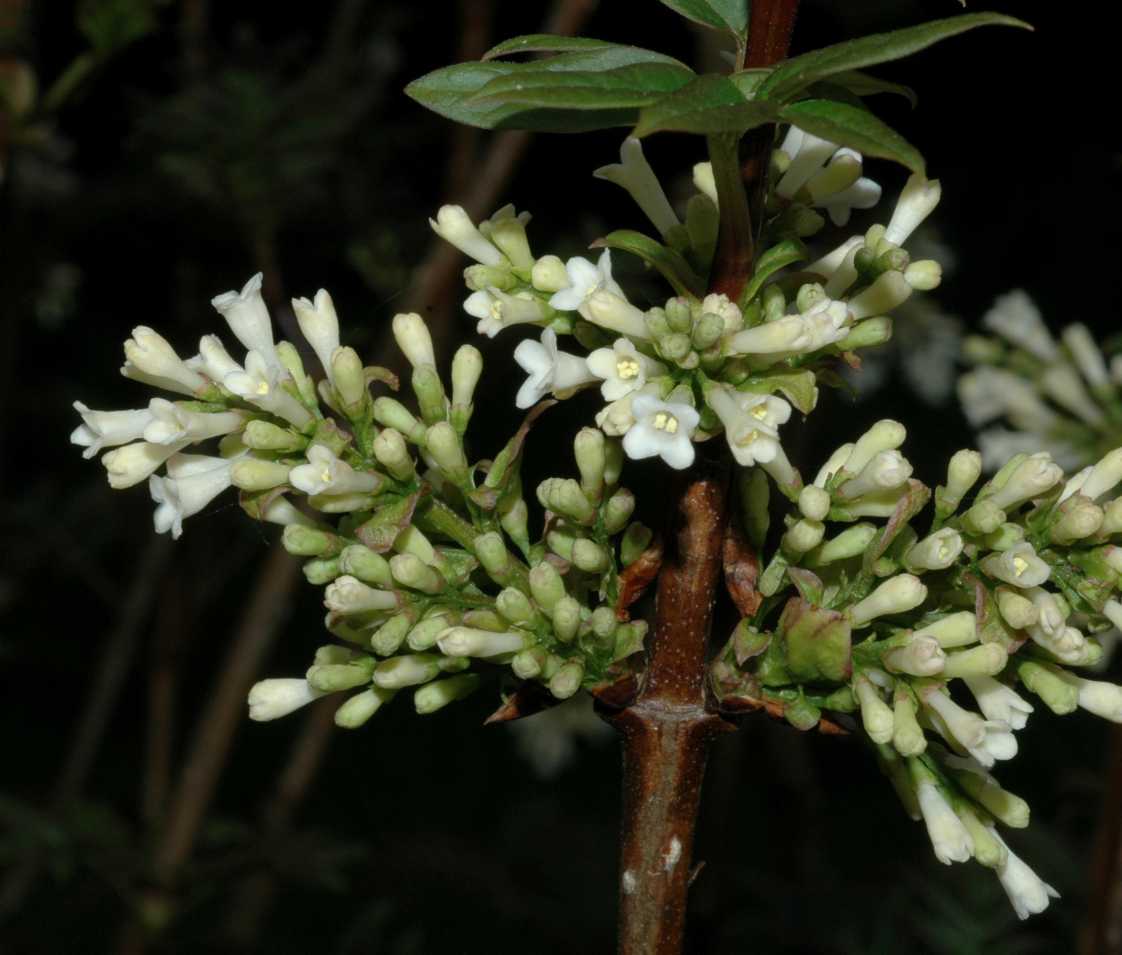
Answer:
[437,627,525,658]
[548,661,584,699]
[798,485,830,521]
[574,427,606,502]
[415,673,481,714]
[1082,448,1122,501]
[854,673,894,744]
[334,686,395,728]
[849,574,927,626]
[847,271,912,320]
[430,205,503,265]
[282,524,340,558]
[230,457,292,491]
[537,477,596,524]
[425,422,468,482]
[1049,495,1104,545]
[496,587,536,624]
[388,553,443,594]
[951,768,1030,828]
[782,518,825,555]
[328,346,367,411]
[1017,660,1078,715]
[892,689,927,756]
[308,658,376,692]
[903,259,942,290]
[904,528,963,572]
[572,538,610,573]
[248,679,323,721]
[411,366,448,425]
[530,254,569,292]
[836,316,893,351]
[962,499,1006,536]
[369,428,413,482]
[913,611,978,648]
[474,531,514,583]
[487,215,533,269]
[325,576,398,615]
[451,343,483,411]
[844,420,906,476]
[368,615,412,656]
[372,397,426,443]
[403,614,455,652]
[621,523,654,566]
[603,488,636,535]
[995,586,1038,630]
[883,636,946,676]
[808,524,878,565]
[511,646,549,679]
[373,653,443,689]
[885,174,941,246]
[942,643,1008,679]
[986,455,1063,511]
[585,290,650,339]
[243,420,307,453]
[837,450,912,500]
[939,449,982,512]
[552,595,582,642]
[529,561,565,612]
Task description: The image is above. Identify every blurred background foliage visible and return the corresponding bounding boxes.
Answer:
[2,0,1120,952]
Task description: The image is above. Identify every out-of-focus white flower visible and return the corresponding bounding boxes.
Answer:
[958,368,1060,433]
[248,678,325,721]
[884,173,942,246]
[988,828,1060,919]
[143,398,247,446]
[965,676,1034,730]
[594,138,680,237]
[549,250,625,315]
[586,337,666,402]
[292,289,342,380]
[464,288,548,338]
[512,328,598,409]
[916,780,974,865]
[149,452,237,538]
[1041,364,1104,425]
[430,205,504,266]
[1063,323,1111,390]
[211,273,285,373]
[981,290,1057,362]
[122,326,208,396]
[621,394,699,470]
[290,444,383,497]
[71,402,153,459]
[705,384,791,467]
[224,350,314,428]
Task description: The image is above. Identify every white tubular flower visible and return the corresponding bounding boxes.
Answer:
[922,687,1016,767]
[292,289,341,380]
[981,542,1051,589]
[916,780,974,865]
[799,296,851,349]
[807,236,865,284]
[816,171,882,227]
[1059,465,1093,504]
[593,137,680,237]
[122,326,207,396]
[847,271,912,320]
[1025,587,1067,637]
[436,627,526,658]
[853,673,894,743]
[513,327,598,409]
[1041,364,1104,425]
[196,334,243,383]
[760,444,799,489]
[211,272,284,374]
[1065,315,1114,384]
[548,250,624,315]
[1082,448,1122,501]
[882,636,946,677]
[692,161,717,205]
[587,337,666,401]
[248,678,325,721]
[988,829,1060,920]
[583,289,650,340]
[148,452,236,539]
[848,575,927,626]
[622,394,699,470]
[844,419,906,475]
[965,676,1034,730]
[101,440,188,490]
[836,450,913,500]
[391,311,436,370]
[143,398,247,446]
[596,392,638,437]
[884,173,942,246]
[290,444,381,497]
[71,402,153,459]
[905,528,964,572]
[986,453,1064,510]
[260,495,317,528]
[914,612,978,649]
[324,575,398,614]
[776,129,838,199]
[464,288,548,339]
[981,290,1057,362]
[727,314,814,356]
[1055,670,1122,722]
[429,204,504,266]
[224,351,314,429]
[705,385,792,467]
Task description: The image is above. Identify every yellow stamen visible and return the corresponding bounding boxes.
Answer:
[616,357,641,380]
[255,381,270,396]
[653,411,679,434]
[1012,556,1029,576]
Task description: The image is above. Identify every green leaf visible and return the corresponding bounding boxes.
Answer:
[655,0,748,37]
[591,230,705,298]
[633,74,777,137]
[482,34,688,70]
[469,62,695,112]
[759,13,1031,102]
[832,70,918,108]
[779,99,925,174]
[737,369,818,415]
[739,238,807,306]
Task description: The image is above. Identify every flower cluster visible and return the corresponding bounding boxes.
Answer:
[72,278,650,725]
[430,131,944,473]
[958,290,1122,470]
[710,420,1122,919]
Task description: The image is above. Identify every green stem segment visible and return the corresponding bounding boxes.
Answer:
[706,133,755,302]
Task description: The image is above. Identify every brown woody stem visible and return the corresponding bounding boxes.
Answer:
[605,2,800,952]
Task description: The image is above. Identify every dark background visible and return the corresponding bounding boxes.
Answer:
[2,1,1119,952]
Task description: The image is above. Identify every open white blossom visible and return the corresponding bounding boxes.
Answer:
[101,440,189,490]
[122,326,208,396]
[916,781,974,865]
[705,385,792,467]
[981,290,1058,362]
[621,394,699,470]
[248,678,326,721]
[211,273,284,373]
[290,444,382,497]
[964,676,1034,730]
[464,288,548,338]
[143,398,247,446]
[224,350,314,428]
[548,250,624,316]
[71,402,153,459]
[292,289,341,381]
[989,829,1060,919]
[149,452,237,538]
[586,338,666,401]
[429,205,504,266]
[512,328,598,409]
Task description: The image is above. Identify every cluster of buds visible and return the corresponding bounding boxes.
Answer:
[958,290,1122,470]
[430,131,944,473]
[711,420,1122,919]
[72,278,648,726]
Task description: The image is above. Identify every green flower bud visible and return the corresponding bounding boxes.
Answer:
[425,422,468,482]
[303,557,341,585]
[244,420,308,453]
[499,497,530,555]
[937,449,982,514]
[574,427,607,503]
[412,366,448,425]
[836,317,892,352]
[389,553,445,594]
[1050,495,1105,545]
[334,687,396,728]
[892,688,927,757]
[537,477,596,524]
[603,488,636,535]
[462,609,508,632]
[620,522,653,566]
[450,344,483,432]
[231,457,292,492]
[995,587,1038,630]
[588,606,618,642]
[331,346,367,411]
[529,561,565,612]
[691,312,724,350]
[552,595,582,642]
[275,341,311,395]
[282,524,340,558]
[308,658,376,692]
[496,587,536,624]
[372,398,426,443]
[914,611,978,648]
[954,800,1006,868]
[798,485,830,522]
[664,297,693,333]
[603,439,624,487]
[546,528,576,561]
[415,673,481,714]
[549,661,584,699]
[512,646,549,679]
[782,518,825,556]
[464,264,517,292]
[961,499,1006,536]
[475,531,515,583]
[644,308,671,339]
[1018,660,1079,714]
[371,428,414,481]
[572,538,610,573]
[979,522,1024,551]
[762,284,785,322]
[658,332,692,363]
[370,614,413,656]
[854,673,894,744]
[952,770,1030,828]
[339,545,392,587]
[438,627,525,658]
[406,613,456,652]
[372,653,442,689]
[530,255,569,293]
[488,216,533,268]
[942,643,1008,679]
